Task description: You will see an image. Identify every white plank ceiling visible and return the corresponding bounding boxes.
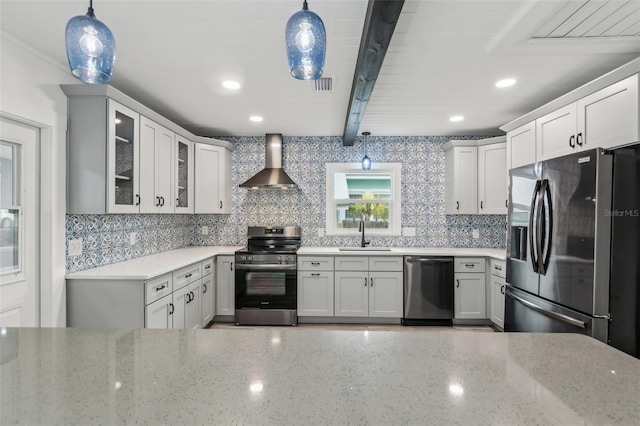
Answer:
[1,0,639,138]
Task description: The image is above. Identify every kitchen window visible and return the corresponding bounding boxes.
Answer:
[325,163,401,236]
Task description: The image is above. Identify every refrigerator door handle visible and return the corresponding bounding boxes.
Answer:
[529,180,542,273]
[539,179,553,275]
[506,288,589,329]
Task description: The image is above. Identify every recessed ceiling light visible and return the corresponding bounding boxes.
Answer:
[222,80,241,90]
[249,116,263,122]
[495,78,517,88]
[449,115,464,122]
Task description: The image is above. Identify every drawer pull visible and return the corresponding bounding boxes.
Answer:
[494,266,502,271]
[155,284,166,292]
[185,273,193,278]
[205,265,211,270]
[465,264,475,268]
[311,273,320,276]
[311,262,320,266]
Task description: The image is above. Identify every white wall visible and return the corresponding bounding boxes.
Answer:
[1,32,79,326]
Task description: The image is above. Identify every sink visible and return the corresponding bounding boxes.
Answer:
[338,247,392,251]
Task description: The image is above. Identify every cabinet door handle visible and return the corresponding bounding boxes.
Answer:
[364,277,368,287]
[501,285,505,295]
[135,194,141,206]
[219,201,223,209]
[311,273,320,277]
[569,135,575,148]
[370,278,373,287]
[190,291,195,301]
[155,196,160,207]
[456,279,460,288]
[576,132,583,146]
[155,284,166,292]
[505,199,508,208]
[203,284,207,293]
[186,293,191,303]
[169,303,174,315]
[456,201,460,210]
[230,262,233,271]
[480,201,483,209]
[160,197,165,206]
[176,198,180,207]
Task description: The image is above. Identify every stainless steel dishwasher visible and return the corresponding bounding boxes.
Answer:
[403,256,454,325]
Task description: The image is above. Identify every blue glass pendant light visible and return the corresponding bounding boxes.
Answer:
[65,0,115,84]
[361,132,372,170]
[285,0,326,80]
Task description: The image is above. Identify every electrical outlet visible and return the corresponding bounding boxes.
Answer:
[68,238,83,256]
[317,228,325,237]
[472,229,480,239]
[129,232,137,245]
[201,226,209,235]
[402,227,416,237]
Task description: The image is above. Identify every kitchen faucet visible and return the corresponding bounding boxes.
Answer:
[359,220,370,248]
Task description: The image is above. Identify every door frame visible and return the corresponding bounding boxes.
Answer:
[1,111,55,327]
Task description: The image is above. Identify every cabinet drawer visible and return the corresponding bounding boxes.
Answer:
[490,259,506,278]
[335,256,368,271]
[455,257,486,273]
[202,258,214,277]
[368,256,403,272]
[298,256,334,271]
[173,262,202,290]
[145,274,173,305]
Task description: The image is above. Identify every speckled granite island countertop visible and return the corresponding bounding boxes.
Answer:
[1,328,638,425]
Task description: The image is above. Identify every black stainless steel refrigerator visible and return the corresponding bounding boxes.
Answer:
[505,145,640,358]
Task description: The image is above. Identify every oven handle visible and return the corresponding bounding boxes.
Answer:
[506,288,588,329]
[234,263,297,271]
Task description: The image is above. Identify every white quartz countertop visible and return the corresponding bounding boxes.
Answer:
[298,246,507,260]
[1,327,638,425]
[65,246,242,280]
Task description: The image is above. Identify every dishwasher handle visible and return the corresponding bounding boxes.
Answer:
[405,257,454,263]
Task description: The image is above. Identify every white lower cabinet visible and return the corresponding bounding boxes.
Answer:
[490,259,506,329]
[298,271,334,316]
[454,257,486,319]
[67,257,216,329]
[334,256,403,318]
[216,255,235,318]
[201,258,215,326]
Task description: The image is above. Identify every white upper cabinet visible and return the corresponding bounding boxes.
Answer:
[140,117,174,214]
[444,137,507,215]
[477,142,507,215]
[536,103,577,162]
[108,101,141,214]
[577,74,638,151]
[507,121,536,169]
[175,135,194,214]
[445,144,478,214]
[195,143,232,214]
[534,74,639,163]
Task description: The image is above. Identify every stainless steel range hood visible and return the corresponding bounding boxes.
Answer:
[239,133,299,190]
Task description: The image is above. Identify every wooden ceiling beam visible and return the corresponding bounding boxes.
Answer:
[342,0,405,146]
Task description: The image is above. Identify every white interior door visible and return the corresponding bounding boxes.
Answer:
[0,116,40,326]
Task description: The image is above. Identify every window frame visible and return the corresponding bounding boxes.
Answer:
[325,162,402,236]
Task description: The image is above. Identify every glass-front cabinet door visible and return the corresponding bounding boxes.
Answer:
[175,135,194,213]
[107,99,140,213]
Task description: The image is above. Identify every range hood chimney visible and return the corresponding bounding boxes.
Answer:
[239,134,299,190]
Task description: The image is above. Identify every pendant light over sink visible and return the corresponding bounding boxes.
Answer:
[285,0,326,80]
[65,0,115,84]
[361,132,372,170]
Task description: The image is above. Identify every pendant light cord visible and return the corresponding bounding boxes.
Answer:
[87,0,95,17]
[303,0,309,11]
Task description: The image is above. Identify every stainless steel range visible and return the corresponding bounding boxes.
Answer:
[235,226,301,326]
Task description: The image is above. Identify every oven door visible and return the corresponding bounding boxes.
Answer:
[235,263,297,309]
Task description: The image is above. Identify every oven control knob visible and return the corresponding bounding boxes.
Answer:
[277,255,282,262]
[248,256,253,262]
[241,255,246,261]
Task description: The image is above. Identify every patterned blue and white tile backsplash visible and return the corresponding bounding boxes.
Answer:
[66,135,506,273]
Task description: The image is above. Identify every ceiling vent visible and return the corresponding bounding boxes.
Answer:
[314,77,334,91]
